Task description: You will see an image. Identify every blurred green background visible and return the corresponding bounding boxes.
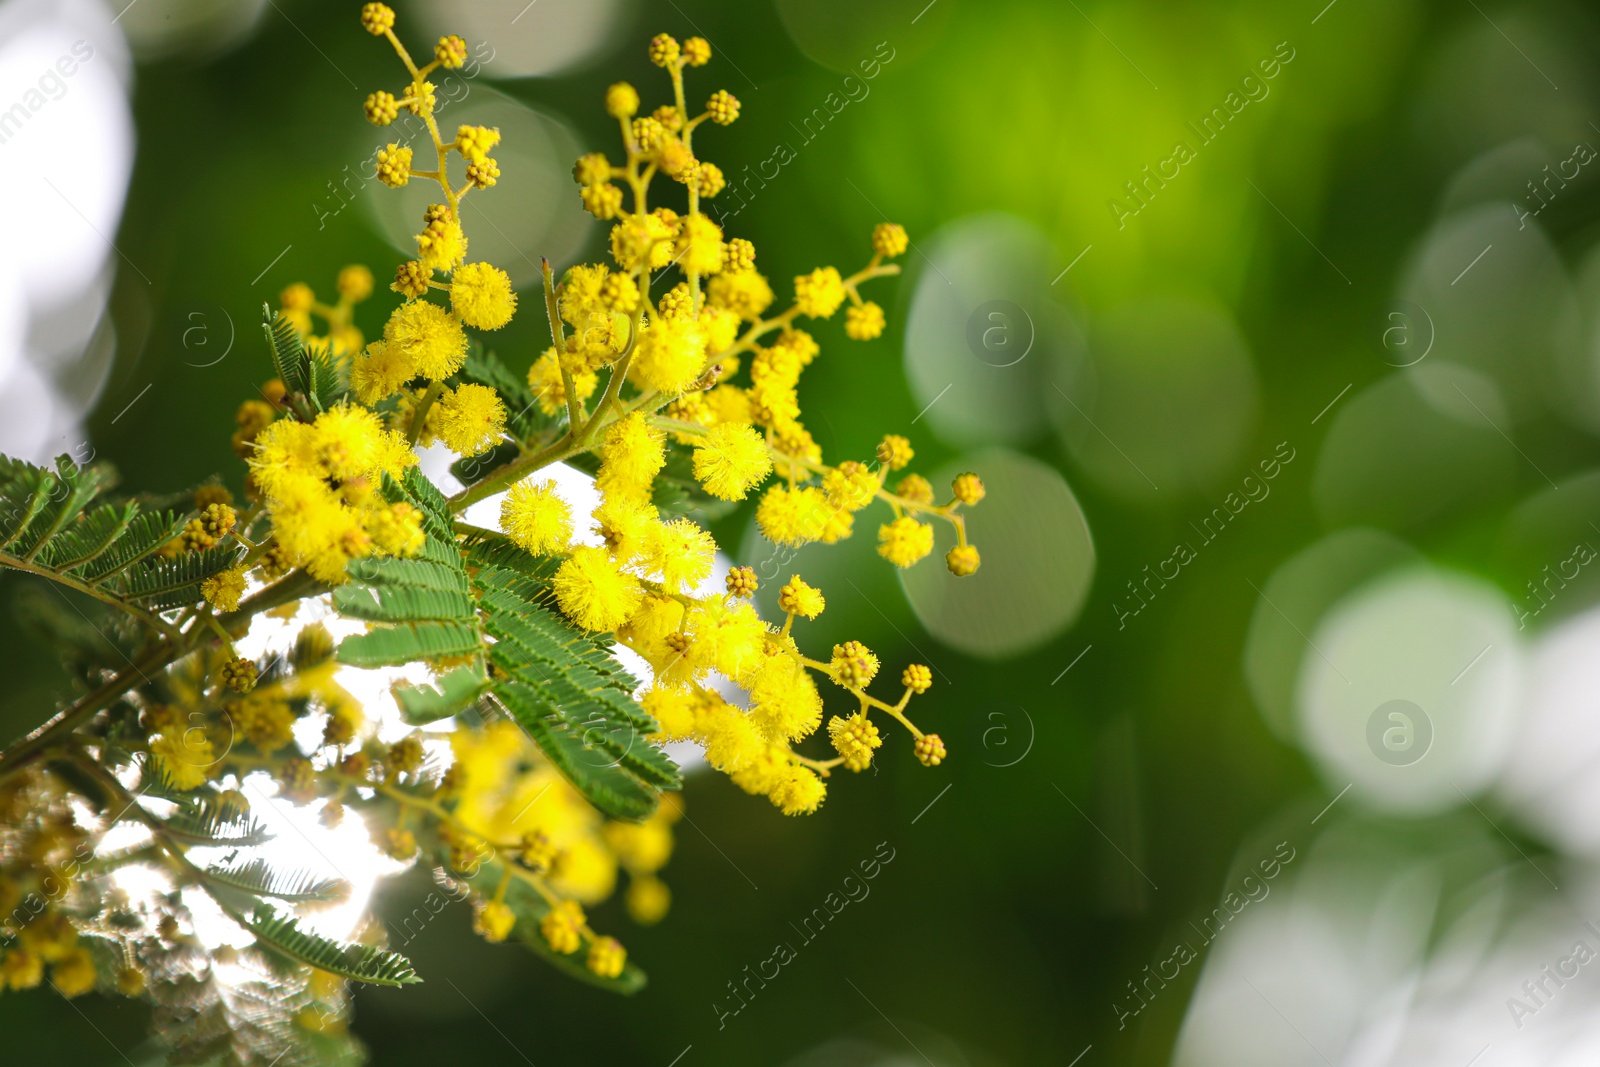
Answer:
[6,0,1600,1063]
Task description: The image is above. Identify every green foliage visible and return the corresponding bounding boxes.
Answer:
[122,544,244,609]
[161,796,275,848]
[333,470,681,821]
[393,665,487,725]
[205,858,349,905]
[0,452,235,624]
[245,909,420,986]
[263,305,346,413]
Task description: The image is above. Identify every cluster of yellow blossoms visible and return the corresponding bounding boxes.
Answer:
[0,4,985,1027]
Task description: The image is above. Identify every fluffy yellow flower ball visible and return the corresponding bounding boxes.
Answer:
[434,382,506,456]
[384,299,468,380]
[554,546,643,632]
[500,479,572,556]
[793,266,846,318]
[691,422,772,500]
[631,316,707,395]
[878,515,934,567]
[451,262,517,329]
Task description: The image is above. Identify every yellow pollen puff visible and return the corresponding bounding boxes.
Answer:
[450,261,517,329]
[351,340,415,405]
[51,947,97,998]
[434,382,507,456]
[554,545,643,632]
[416,213,467,272]
[777,575,825,619]
[609,212,676,271]
[691,422,772,501]
[337,264,374,302]
[682,36,711,66]
[725,565,758,598]
[364,90,399,125]
[359,3,394,36]
[897,473,934,504]
[877,434,913,471]
[746,654,823,742]
[406,80,436,116]
[872,222,909,258]
[676,214,725,275]
[581,183,624,219]
[574,152,612,187]
[952,472,986,505]
[435,34,467,69]
[647,33,680,67]
[201,566,248,613]
[600,271,639,312]
[375,143,412,187]
[540,899,585,954]
[772,765,826,815]
[631,316,707,395]
[946,544,981,576]
[605,81,639,118]
[878,516,934,568]
[828,712,882,771]
[473,900,515,943]
[456,125,501,162]
[823,461,879,513]
[694,161,726,198]
[383,299,468,380]
[280,282,314,312]
[466,157,500,188]
[501,479,572,556]
[644,518,715,594]
[902,663,933,694]
[627,876,671,924]
[598,413,666,499]
[392,260,431,299]
[756,484,830,547]
[587,936,627,978]
[793,266,846,318]
[830,640,879,689]
[845,301,886,340]
[706,89,740,125]
[653,104,684,133]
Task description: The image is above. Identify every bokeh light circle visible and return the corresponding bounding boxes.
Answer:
[1243,527,1423,741]
[410,0,632,79]
[903,213,1087,448]
[898,448,1094,659]
[1296,568,1521,815]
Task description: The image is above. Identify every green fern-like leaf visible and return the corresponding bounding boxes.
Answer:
[393,665,488,725]
[245,909,420,986]
[331,584,475,623]
[494,682,661,821]
[120,544,243,608]
[161,798,275,848]
[264,305,309,397]
[206,859,350,905]
[74,509,186,581]
[337,621,482,668]
[36,502,138,571]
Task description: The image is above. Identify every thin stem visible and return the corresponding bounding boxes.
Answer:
[542,258,584,430]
